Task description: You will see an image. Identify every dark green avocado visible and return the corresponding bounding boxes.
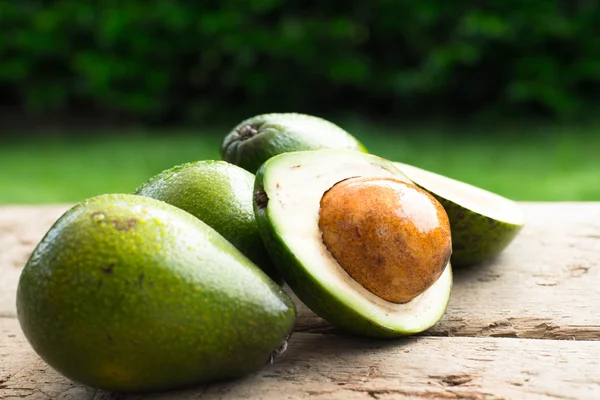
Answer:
[134,160,280,283]
[220,113,368,173]
[16,193,296,392]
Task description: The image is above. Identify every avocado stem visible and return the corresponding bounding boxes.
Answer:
[236,124,259,140]
[268,333,291,364]
[254,189,269,210]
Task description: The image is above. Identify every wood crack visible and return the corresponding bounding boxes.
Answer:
[574,234,600,240]
[523,390,577,400]
[2,204,600,399]
[441,374,475,386]
[0,366,29,388]
[427,318,600,341]
[0,393,35,400]
[344,386,503,400]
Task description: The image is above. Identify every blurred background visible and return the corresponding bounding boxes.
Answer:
[1,1,599,204]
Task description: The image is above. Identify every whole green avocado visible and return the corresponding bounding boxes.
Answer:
[134,160,280,283]
[16,194,296,393]
[220,113,368,173]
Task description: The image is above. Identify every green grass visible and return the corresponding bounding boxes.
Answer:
[1,123,599,204]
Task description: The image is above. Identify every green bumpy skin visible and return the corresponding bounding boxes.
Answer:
[134,160,280,283]
[434,197,523,266]
[16,194,296,393]
[220,113,368,173]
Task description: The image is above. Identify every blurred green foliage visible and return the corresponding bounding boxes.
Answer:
[3,123,600,203]
[1,1,599,122]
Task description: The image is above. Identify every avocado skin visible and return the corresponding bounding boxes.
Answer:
[253,166,417,339]
[221,113,368,173]
[16,194,296,392]
[134,160,281,283]
[434,196,523,267]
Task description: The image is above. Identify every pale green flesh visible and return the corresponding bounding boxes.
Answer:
[263,150,453,333]
[393,162,524,225]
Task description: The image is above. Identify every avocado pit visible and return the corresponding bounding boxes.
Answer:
[318,177,452,304]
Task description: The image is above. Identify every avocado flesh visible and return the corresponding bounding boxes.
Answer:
[254,150,453,338]
[16,194,296,392]
[134,160,281,283]
[393,162,524,267]
[221,113,368,173]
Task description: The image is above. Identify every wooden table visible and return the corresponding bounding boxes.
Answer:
[1,203,599,399]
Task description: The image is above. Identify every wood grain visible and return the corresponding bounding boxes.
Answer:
[294,202,600,340]
[1,203,600,399]
[0,205,70,318]
[1,317,599,400]
[4,203,598,340]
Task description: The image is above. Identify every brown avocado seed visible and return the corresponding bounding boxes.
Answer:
[318,176,452,304]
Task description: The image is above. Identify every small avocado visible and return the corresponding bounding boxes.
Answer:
[220,113,368,173]
[393,162,524,267]
[16,194,296,393]
[134,160,280,283]
[253,149,453,338]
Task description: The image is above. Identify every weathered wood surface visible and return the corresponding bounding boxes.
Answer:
[0,206,69,318]
[297,203,600,340]
[2,204,599,338]
[2,318,599,400]
[1,203,600,399]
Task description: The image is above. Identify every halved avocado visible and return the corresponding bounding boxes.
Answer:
[254,150,453,338]
[393,162,524,267]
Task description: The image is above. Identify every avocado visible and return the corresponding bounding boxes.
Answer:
[253,149,452,338]
[16,194,296,393]
[220,113,368,173]
[393,162,524,266]
[134,160,280,282]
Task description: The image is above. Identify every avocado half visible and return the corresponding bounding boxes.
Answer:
[393,162,524,267]
[253,150,452,338]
